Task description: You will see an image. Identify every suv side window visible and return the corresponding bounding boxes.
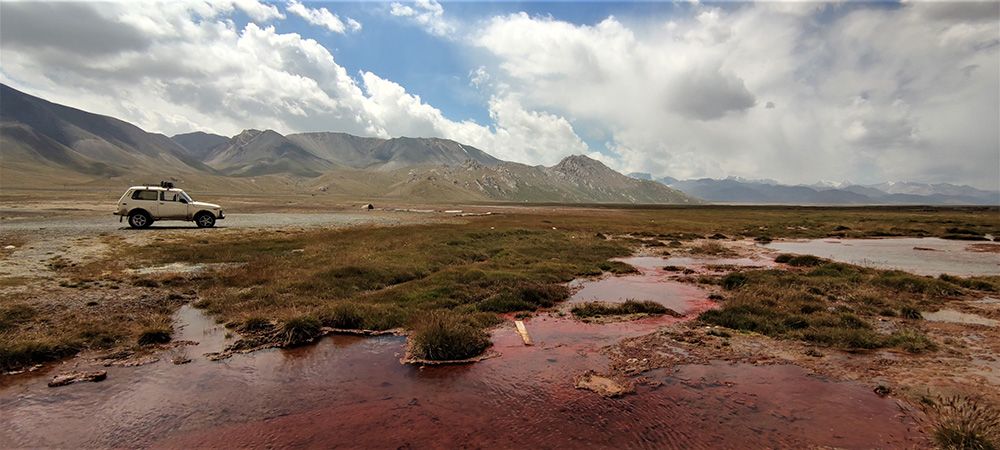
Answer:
[161,191,180,202]
[132,190,157,201]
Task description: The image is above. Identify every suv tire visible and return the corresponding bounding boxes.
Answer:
[128,211,152,229]
[195,212,216,228]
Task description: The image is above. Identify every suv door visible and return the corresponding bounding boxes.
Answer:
[158,190,189,219]
[130,189,159,217]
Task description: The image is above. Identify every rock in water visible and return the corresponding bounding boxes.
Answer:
[48,370,107,387]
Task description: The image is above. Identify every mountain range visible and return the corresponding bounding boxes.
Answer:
[628,173,998,206]
[0,83,694,204]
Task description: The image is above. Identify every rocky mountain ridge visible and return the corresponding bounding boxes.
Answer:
[0,83,694,204]
[629,173,998,205]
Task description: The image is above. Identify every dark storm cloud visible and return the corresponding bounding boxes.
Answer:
[0,2,151,56]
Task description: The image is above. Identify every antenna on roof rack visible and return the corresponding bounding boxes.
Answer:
[160,181,174,189]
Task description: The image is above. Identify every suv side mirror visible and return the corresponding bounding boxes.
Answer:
[180,198,188,204]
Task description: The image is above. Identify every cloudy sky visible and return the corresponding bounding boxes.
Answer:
[1,1,998,189]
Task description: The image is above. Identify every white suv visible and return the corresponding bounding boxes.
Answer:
[115,182,225,229]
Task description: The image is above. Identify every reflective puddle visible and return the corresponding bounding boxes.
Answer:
[568,256,769,312]
[763,238,1000,276]
[0,256,923,448]
[923,309,999,327]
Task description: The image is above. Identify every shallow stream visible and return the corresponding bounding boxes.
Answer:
[0,255,924,448]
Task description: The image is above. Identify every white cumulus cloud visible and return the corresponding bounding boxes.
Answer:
[389,0,456,37]
[287,0,361,34]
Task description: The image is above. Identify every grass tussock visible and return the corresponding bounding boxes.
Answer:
[571,300,675,318]
[408,310,491,361]
[924,396,1000,450]
[137,323,172,346]
[688,241,736,256]
[279,315,323,345]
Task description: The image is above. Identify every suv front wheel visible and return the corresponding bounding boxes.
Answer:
[195,212,216,228]
[128,211,152,229]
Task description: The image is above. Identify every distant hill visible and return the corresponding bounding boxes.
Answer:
[202,129,345,177]
[629,174,999,205]
[309,157,700,204]
[171,131,229,160]
[0,84,696,204]
[0,84,214,185]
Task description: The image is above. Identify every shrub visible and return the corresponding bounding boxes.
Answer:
[409,311,491,361]
[774,254,795,264]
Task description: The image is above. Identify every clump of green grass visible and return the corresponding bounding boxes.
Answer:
[786,254,824,267]
[476,283,570,313]
[876,271,964,296]
[697,262,985,352]
[884,328,937,353]
[940,274,1000,293]
[721,272,749,290]
[236,316,274,334]
[571,300,675,318]
[0,304,38,330]
[899,305,923,320]
[598,261,639,274]
[408,310,491,361]
[279,315,323,345]
[923,396,1000,450]
[137,326,172,346]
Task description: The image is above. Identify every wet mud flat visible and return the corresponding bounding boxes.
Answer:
[0,251,930,448]
[764,237,1000,277]
[0,312,922,449]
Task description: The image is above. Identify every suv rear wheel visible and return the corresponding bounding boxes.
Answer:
[195,212,216,228]
[128,211,152,229]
